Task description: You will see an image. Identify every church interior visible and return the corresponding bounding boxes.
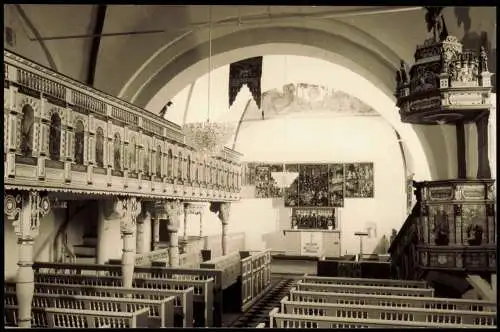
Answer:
[3,5,497,328]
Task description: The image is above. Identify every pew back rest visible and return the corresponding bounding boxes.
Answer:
[45,307,150,328]
[280,297,497,326]
[4,291,175,328]
[301,274,429,288]
[289,288,497,312]
[32,262,223,291]
[268,307,495,329]
[200,252,241,289]
[296,281,434,297]
[5,282,194,327]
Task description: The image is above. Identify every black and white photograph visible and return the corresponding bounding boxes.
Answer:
[3,4,496,329]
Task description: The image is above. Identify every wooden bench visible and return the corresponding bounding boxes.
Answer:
[279,296,497,326]
[301,274,429,288]
[4,291,175,328]
[289,288,497,312]
[5,281,194,327]
[45,307,150,328]
[296,281,434,297]
[268,308,494,329]
[32,273,213,327]
[33,262,224,326]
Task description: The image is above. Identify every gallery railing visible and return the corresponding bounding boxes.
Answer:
[4,50,243,201]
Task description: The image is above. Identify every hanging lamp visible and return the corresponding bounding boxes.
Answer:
[183,6,235,157]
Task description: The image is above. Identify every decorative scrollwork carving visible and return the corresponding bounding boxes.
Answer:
[4,194,22,220]
[6,191,50,239]
[121,197,141,233]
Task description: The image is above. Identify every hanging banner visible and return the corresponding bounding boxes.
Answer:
[229,56,263,109]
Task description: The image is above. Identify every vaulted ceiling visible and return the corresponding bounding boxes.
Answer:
[4,5,496,111]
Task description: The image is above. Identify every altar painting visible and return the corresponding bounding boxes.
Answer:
[328,163,345,207]
[298,164,329,207]
[345,163,374,198]
[292,208,336,230]
[284,164,300,207]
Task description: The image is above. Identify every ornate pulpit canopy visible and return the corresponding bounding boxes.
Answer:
[396,7,493,125]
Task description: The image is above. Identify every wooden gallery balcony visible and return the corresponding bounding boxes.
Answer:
[3,50,242,201]
[389,179,496,281]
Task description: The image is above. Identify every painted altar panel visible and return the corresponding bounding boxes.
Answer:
[345,162,374,198]
[298,164,329,207]
[292,208,335,230]
[328,163,345,207]
[284,164,300,207]
[255,164,271,198]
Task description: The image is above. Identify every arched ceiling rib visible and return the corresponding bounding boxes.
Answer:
[86,5,107,86]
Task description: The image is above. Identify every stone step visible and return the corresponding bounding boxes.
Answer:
[73,244,97,257]
[82,236,98,246]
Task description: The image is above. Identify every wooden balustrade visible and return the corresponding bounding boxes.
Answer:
[280,296,497,326]
[296,281,434,297]
[5,281,194,328]
[4,292,175,328]
[289,288,497,312]
[4,50,243,201]
[241,250,272,311]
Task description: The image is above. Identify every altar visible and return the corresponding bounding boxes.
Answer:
[283,229,341,258]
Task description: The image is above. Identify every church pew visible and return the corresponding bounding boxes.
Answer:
[4,306,149,328]
[301,274,429,288]
[296,281,434,297]
[4,292,175,328]
[200,251,241,290]
[4,282,194,327]
[289,288,497,312]
[32,273,213,327]
[268,308,494,329]
[33,261,224,325]
[279,296,497,327]
[45,307,150,328]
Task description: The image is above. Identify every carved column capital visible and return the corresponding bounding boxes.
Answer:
[138,200,153,223]
[103,197,126,220]
[5,191,50,240]
[210,202,231,225]
[121,197,141,234]
[165,199,183,232]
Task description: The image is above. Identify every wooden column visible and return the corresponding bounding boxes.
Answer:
[165,200,182,267]
[219,203,231,256]
[120,197,141,289]
[476,113,491,179]
[152,211,160,251]
[456,121,467,179]
[136,202,151,255]
[199,208,204,237]
[183,203,189,241]
[5,191,50,328]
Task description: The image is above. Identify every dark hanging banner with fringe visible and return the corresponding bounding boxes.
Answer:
[229,56,263,109]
